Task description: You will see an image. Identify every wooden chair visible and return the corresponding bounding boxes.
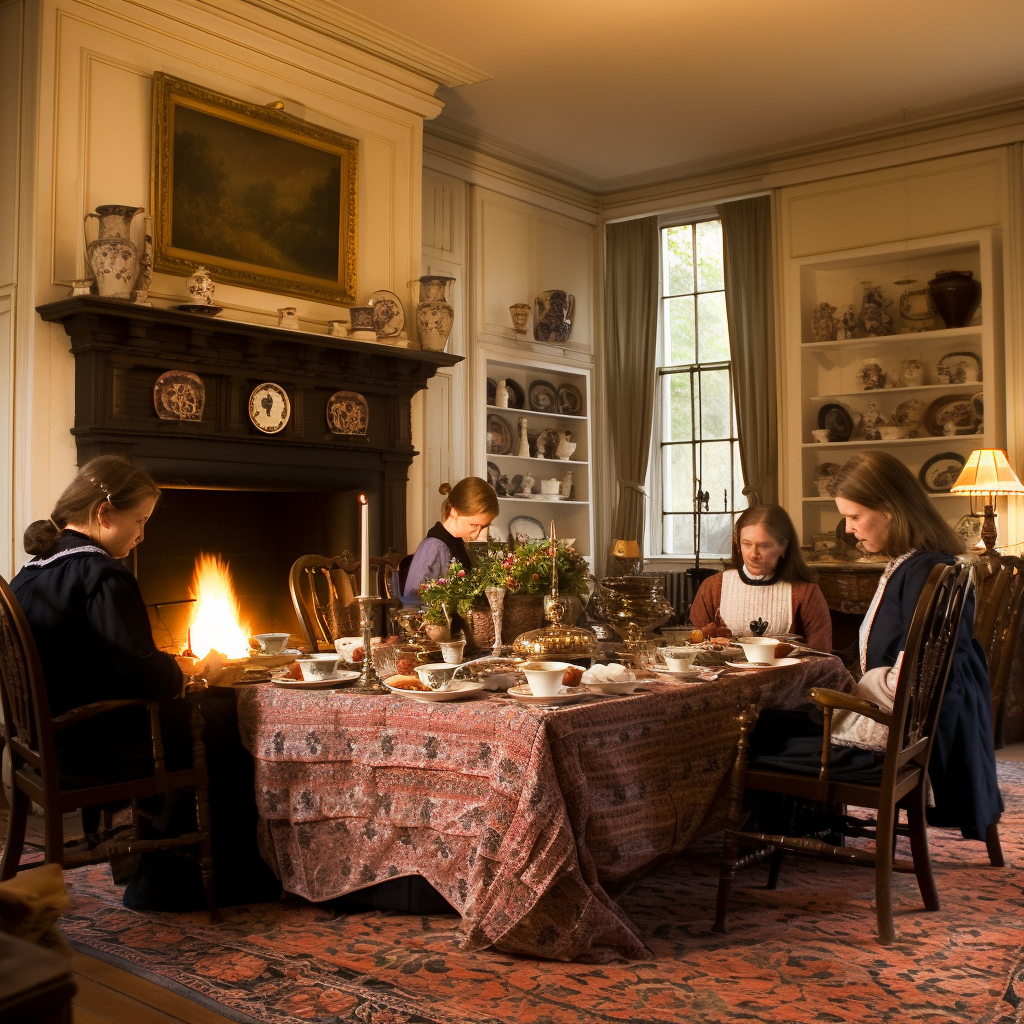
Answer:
[0,575,218,921]
[713,562,971,945]
[289,550,403,652]
[973,555,1024,745]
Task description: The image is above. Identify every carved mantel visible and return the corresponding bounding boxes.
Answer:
[36,297,461,553]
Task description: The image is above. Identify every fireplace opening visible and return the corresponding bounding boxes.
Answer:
[137,486,383,653]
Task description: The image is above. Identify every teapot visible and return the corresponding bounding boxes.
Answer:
[533,289,575,343]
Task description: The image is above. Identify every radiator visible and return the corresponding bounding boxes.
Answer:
[663,571,687,624]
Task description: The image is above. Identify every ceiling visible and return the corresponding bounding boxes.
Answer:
[331,0,1024,192]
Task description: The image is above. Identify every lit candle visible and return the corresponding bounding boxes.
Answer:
[359,493,370,596]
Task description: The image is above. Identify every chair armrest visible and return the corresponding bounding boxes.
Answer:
[52,699,160,730]
[809,687,892,727]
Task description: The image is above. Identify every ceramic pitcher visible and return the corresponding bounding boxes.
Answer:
[416,275,455,351]
[84,204,144,299]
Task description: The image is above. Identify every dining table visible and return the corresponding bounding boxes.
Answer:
[235,655,855,961]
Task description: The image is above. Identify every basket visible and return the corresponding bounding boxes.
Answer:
[810,562,885,614]
[466,593,546,648]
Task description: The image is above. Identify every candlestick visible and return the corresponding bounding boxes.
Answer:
[358,493,370,596]
[355,595,384,692]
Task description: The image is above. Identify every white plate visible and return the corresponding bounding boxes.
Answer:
[273,670,361,689]
[651,668,703,681]
[532,494,566,501]
[507,684,589,706]
[385,680,485,702]
[724,657,802,670]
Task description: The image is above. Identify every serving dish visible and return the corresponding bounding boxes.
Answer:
[385,680,484,702]
[508,515,546,541]
[937,351,981,385]
[817,403,853,442]
[922,394,978,436]
[557,383,583,415]
[367,289,405,338]
[919,451,966,493]
[487,461,500,490]
[528,379,558,412]
[505,378,526,409]
[487,414,513,454]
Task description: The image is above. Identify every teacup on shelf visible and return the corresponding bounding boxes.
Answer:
[811,429,831,443]
[878,425,907,441]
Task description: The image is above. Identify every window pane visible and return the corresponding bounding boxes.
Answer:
[733,456,748,511]
[665,296,695,365]
[696,513,734,558]
[698,369,731,439]
[664,514,694,556]
[662,373,692,441]
[663,444,694,514]
[696,291,729,363]
[696,220,724,292]
[694,440,735,511]
[664,225,694,296]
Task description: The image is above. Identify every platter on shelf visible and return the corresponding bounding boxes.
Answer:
[919,452,967,493]
[557,383,583,415]
[529,379,558,412]
[487,461,500,490]
[505,378,526,408]
[487,377,496,405]
[487,414,513,454]
[922,394,979,436]
[817,403,853,442]
[937,351,981,386]
[508,515,546,541]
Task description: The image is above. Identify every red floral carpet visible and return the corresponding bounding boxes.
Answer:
[53,763,1024,1024]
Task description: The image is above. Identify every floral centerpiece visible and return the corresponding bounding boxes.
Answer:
[417,540,592,647]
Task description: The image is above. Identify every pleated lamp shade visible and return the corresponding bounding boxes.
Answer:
[949,449,1024,497]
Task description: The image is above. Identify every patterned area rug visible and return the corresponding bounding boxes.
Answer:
[56,763,1024,1024]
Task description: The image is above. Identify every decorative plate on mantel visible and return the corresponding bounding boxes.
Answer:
[249,382,291,434]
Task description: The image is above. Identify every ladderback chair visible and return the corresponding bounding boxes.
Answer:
[289,550,403,652]
[0,575,218,921]
[974,555,1024,745]
[713,562,972,945]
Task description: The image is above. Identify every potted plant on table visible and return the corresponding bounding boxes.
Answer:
[418,559,479,642]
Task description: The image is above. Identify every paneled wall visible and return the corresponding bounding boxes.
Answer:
[3,0,439,576]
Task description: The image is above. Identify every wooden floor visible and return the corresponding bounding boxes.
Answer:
[3,742,1022,1023]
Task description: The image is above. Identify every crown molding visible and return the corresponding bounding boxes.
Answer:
[229,0,490,89]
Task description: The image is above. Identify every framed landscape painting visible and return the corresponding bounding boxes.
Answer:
[151,73,357,304]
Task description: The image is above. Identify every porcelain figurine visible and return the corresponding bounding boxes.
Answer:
[560,470,573,498]
[515,416,531,458]
[836,305,857,340]
[556,431,576,460]
[857,283,894,337]
[277,306,299,330]
[495,379,509,408]
[533,289,574,343]
[522,471,534,495]
[898,358,925,387]
[854,358,886,391]
[860,401,883,441]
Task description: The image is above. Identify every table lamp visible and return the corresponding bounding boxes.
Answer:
[949,449,1024,560]
[611,538,641,576]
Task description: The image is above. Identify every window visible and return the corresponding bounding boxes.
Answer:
[649,219,746,558]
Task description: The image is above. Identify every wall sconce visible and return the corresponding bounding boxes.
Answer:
[950,449,1024,561]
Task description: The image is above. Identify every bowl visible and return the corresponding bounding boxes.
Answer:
[253,632,290,654]
[414,662,460,691]
[661,646,698,671]
[878,425,906,440]
[736,637,780,665]
[295,653,342,680]
[520,660,572,696]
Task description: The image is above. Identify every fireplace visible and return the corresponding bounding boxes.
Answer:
[37,297,459,649]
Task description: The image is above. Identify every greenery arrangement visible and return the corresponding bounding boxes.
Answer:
[418,540,591,625]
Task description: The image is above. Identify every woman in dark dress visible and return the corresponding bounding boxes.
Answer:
[10,455,279,908]
[752,451,1001,841]
[401,477,499,606]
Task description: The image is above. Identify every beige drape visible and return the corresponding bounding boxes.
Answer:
[604,217,660,549]
[717,196,778,505]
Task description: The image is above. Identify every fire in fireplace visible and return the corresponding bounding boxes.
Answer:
[188,554,250,660]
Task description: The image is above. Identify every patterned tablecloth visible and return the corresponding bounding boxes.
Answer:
[236,657,854,961]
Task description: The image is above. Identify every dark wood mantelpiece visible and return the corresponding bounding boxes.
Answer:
[37,296,461,552]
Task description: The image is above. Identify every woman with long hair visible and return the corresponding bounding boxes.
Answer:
[752,451,1001,841]
[689,504,832,651]
[401,477,499,606]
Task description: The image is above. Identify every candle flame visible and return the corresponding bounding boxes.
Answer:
[187,553,250,660]
[358,493,367,505]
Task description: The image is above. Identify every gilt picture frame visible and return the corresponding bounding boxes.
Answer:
[151,73,358,304]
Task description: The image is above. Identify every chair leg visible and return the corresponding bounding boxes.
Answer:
[985,822,1005,868]
[712,829,741,933]
[874,801,897,945]
[0,784,29,879]
[766,847,785,890]
[906,793,939,912]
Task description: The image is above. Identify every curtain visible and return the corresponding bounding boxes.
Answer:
[604,216,660,549]
[717,195,777,506]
